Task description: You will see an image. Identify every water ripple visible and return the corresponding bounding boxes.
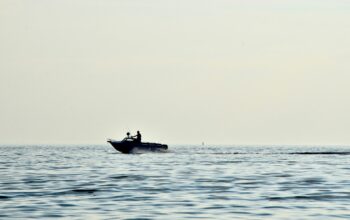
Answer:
[1,145,349,219]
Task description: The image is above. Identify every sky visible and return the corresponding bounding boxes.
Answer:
[0,0,349,145]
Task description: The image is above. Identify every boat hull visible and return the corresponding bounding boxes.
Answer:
[108,140,168,154]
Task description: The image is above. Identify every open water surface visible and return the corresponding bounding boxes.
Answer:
[0,145,350,219]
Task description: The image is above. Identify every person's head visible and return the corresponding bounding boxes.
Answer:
[127,132,130,136]
[137,131,140,134]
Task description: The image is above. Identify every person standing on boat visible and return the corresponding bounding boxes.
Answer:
[133,131,142,143]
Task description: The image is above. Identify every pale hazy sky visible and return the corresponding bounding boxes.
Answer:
[0,0,349,145]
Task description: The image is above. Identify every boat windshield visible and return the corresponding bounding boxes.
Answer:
[123,137,134,142]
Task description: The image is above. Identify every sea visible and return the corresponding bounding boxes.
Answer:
[0,145,349,219]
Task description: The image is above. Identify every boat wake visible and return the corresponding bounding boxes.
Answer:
[131,147,168,154]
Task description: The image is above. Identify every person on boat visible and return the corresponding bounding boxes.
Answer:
[132,131,142,143]
[123,132,131,141]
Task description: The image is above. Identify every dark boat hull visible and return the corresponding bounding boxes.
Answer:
[108,140,168,154]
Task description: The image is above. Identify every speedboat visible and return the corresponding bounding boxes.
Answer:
[107,138,168,154]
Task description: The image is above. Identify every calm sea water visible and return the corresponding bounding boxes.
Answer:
[1,145,349,219]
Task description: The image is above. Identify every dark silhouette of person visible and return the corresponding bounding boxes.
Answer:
[123,132,131,141]
[133,131,142,143]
